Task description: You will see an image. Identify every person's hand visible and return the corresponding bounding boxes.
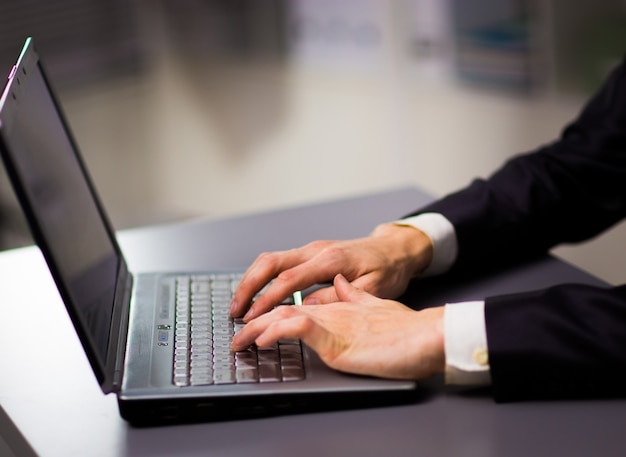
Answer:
[231,274,445,380]
[230,223,434,321]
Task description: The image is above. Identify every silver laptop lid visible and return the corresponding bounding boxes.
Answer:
[0,38,130,394]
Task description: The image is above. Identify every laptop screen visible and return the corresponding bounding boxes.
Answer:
[0,39,119,376]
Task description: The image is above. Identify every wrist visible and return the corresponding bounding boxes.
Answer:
[407,306,446,378]
[371,223,434,277]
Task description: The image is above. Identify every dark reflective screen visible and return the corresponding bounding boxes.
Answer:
[1,57,119,367]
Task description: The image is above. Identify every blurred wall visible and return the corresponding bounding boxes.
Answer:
[1,0,625,284]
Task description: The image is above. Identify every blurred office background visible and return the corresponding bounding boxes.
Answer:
[0,0,625,284]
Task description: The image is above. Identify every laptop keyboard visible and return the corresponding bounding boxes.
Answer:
[173,274,306,387]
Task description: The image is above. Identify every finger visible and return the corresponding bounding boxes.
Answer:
[231,307,288,350]
[254,313,316,348]
[333,273,373,303]
[348,272,386,298]
[232,305,305,350]
[303,273,378,305]
[302,285,338,305]
[254,309,350,373]
[242,255,341,321]
[231,240,339,317]
[252,311,337,367]
[230,248,314,317]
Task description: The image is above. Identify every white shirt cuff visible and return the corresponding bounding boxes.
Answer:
[444,300,491,386]
[394,213,457,276]
[394,213,490,386]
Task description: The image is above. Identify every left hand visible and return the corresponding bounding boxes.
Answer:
[231,274,445,380]
[230,223,434,321]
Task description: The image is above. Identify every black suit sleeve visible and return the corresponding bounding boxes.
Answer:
[410,55,626,271]
[406,55,626,401]
[485,283,626,401]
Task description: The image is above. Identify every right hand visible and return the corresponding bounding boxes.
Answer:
[229,223,434,321]
[232,274,445,380]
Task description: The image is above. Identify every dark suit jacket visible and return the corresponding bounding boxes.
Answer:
[410,54,626,402]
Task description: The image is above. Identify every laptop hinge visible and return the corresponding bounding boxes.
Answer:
[112,272,133,392]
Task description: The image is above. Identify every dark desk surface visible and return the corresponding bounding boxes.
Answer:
[0,187,624,457]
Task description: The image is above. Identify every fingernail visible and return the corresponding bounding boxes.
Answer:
[303,297,319,305]
[243,309,255,322]
[229,299,238,315]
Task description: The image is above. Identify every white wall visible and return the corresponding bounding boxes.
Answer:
[57,1,626,286]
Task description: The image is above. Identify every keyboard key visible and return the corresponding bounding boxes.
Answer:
[214,358,233,369]
[214,369,236,384]
[212,280,231,290]
[259,363,281,383]
[281,367,305,382]
[258,351,279,365]
[191,281,210,294]
[174,368,188,377]
[190,375,213,386]
[174,376,189,387]
[191,361,212,370]
[236,368,259,383]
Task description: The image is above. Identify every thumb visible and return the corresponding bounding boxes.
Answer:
[333,274,370,303]
[302,285,339,305]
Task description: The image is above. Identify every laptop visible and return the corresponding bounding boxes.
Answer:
[0,38,418,426]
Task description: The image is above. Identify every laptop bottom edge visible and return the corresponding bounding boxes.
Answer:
[119,387,421,427]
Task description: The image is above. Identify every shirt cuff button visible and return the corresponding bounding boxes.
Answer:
[473,348,489,366]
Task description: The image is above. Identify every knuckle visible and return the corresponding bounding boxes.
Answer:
[272,304,296,319]
[275,268,296,283]
[296,315,315,333]
[318,246,348,267]
[256,251,279,268]
[306,239,331,250]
